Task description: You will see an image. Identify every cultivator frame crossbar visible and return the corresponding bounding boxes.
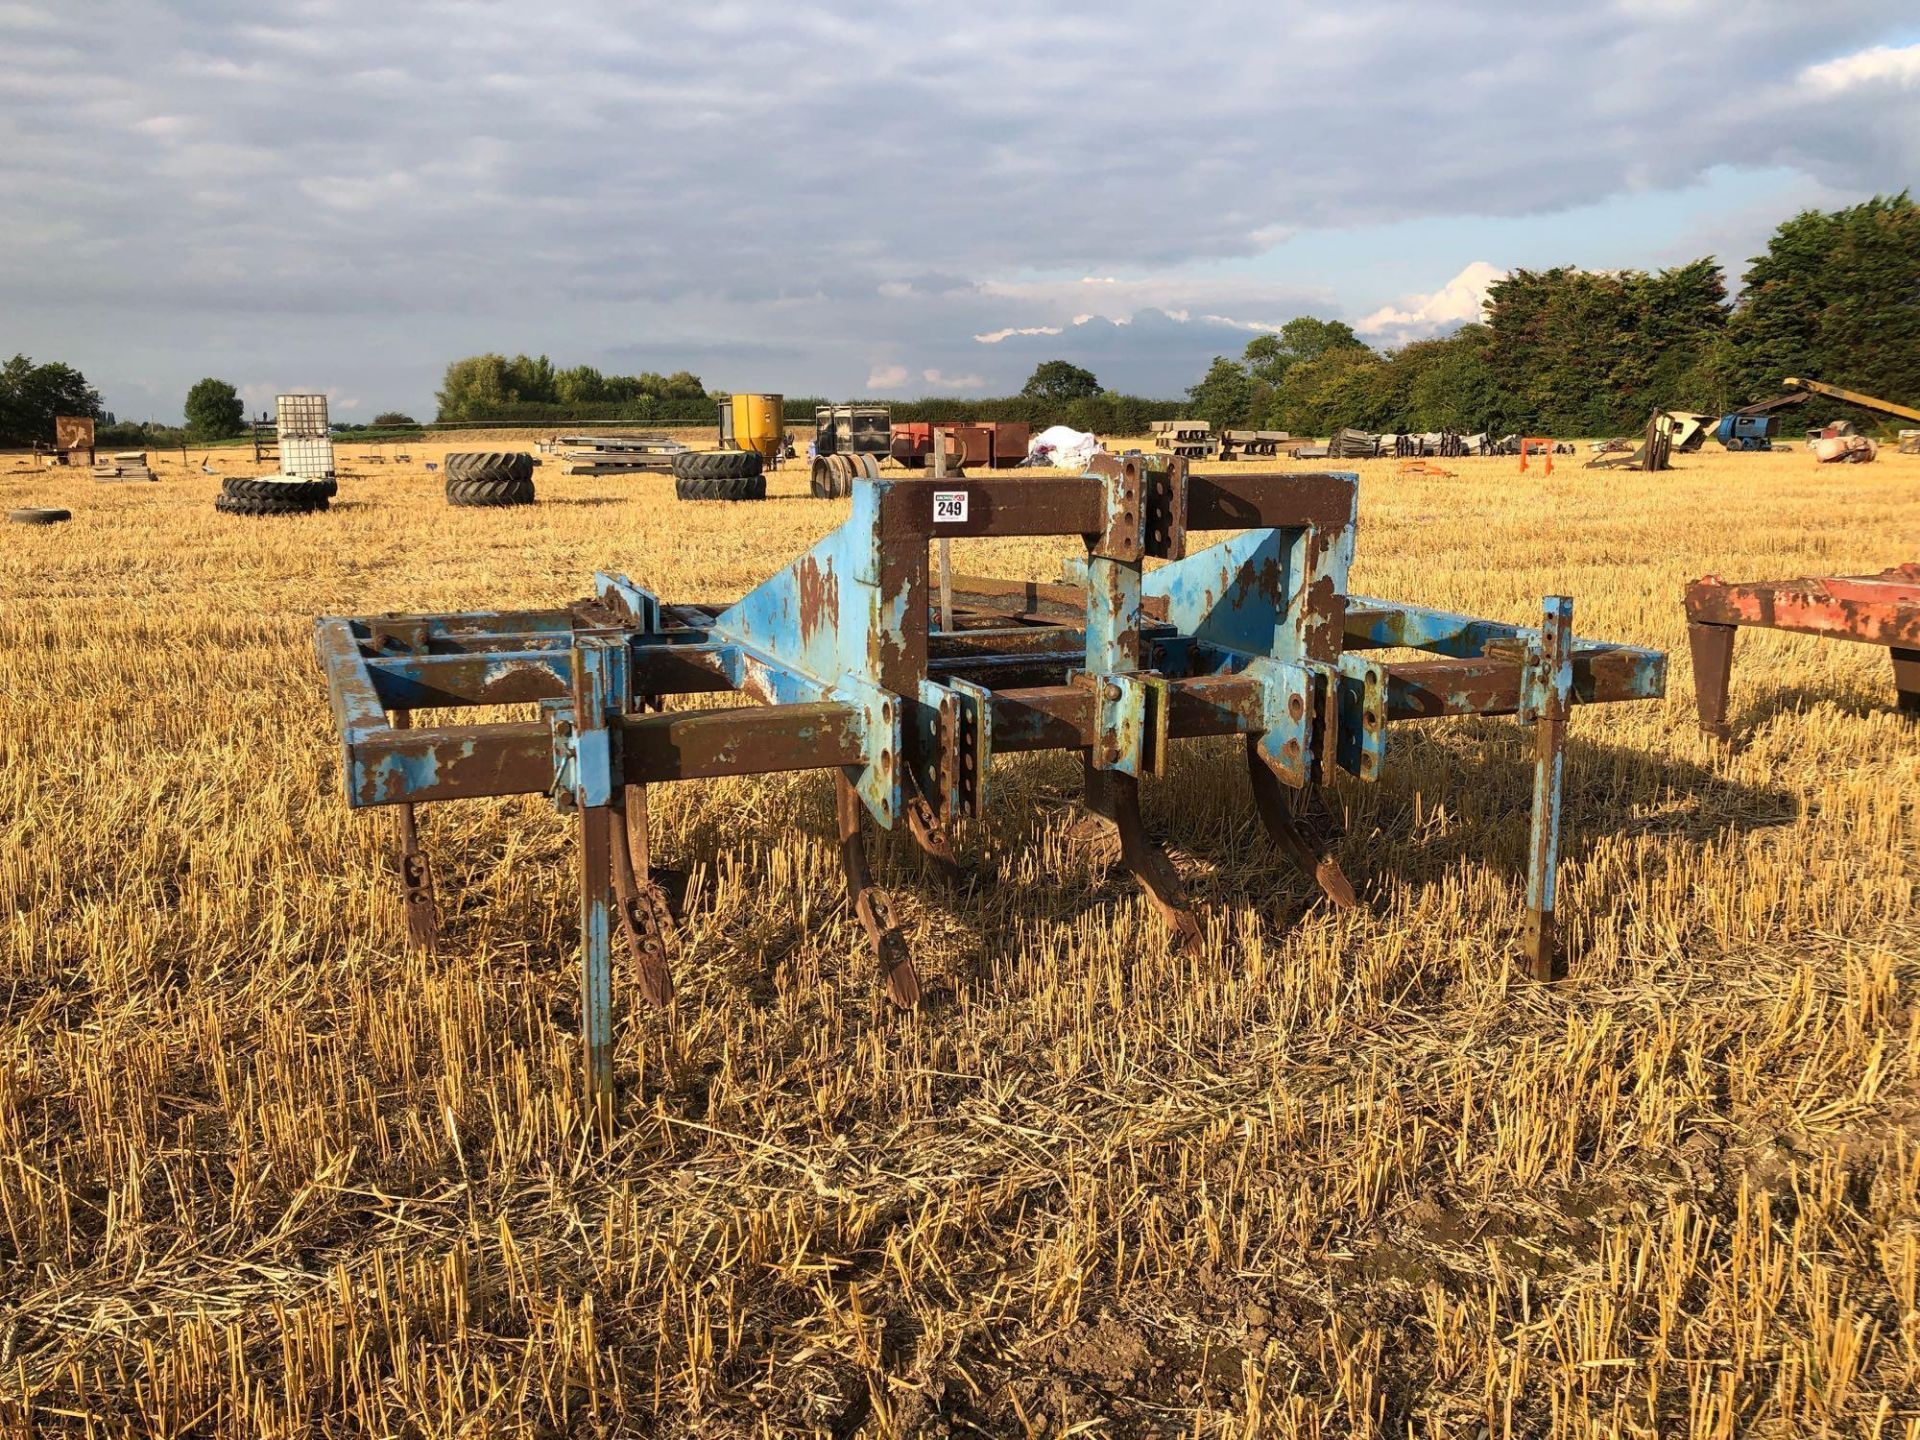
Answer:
[317,458,1665,1122]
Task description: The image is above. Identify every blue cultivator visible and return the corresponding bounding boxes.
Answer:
[316,458,1665,1123]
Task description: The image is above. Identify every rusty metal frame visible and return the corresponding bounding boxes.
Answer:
[317,458,1665,1119]
[1684,565,1920,742]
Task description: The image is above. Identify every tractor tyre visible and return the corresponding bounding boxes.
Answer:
[8,507,71,525]
[445,475,536,507]
[223,475,332,505]
[215,493,329,516]
[672,448,764,481]
[675,473,766,501]
[442,451,535,484]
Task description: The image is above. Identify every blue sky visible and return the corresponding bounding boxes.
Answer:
[0,2,1915,421]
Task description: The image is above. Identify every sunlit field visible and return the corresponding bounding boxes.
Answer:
[2,434,1916,1437]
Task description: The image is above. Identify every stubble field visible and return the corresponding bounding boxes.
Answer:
[1,436,1916,1437]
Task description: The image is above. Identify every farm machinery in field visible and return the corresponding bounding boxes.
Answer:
[1685,564,1920,742]
[316,457,1666,1122]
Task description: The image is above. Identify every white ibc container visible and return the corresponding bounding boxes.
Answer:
[276,393,330,439]
[282,435,335,478]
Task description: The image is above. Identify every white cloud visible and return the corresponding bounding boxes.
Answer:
[922,368,985,389]
[866,363,910,388]
[974,325,1063,344]
[1802,42,1920,94]
[1357,261,1506,341]
[0,1,1912,416]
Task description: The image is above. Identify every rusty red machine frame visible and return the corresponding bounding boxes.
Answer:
[1685,564,1920,741]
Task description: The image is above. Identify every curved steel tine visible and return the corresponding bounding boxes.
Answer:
[904,789,967,887]
[1085,759,1205,953]
[837,768,921,1007]
[1244,737,1358,909]
[612,784,675,1009]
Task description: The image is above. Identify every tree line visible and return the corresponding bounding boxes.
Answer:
[434,355,712,423]
[1184,193,1920,437]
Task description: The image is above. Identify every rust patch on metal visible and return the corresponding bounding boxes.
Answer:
[795,554,839,641]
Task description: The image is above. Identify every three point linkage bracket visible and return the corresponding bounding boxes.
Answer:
[317,456,1666,1122]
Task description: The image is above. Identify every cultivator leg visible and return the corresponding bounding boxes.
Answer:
[1084,760,1206,953]
[612,784,675,1009]
[837,769,921,1007]
[1243,738,1357,909]
[388,711,440,951]
[1523,598,1573,982]
[578,800,616,1129]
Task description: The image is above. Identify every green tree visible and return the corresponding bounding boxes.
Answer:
[1186,356,1254,430]
[1726,193,1920,425]
[436,354,514,420]
[183,377,245,440]
[0,354,103,446]
[1263,348,1383,435]
[554,366,608,407]
[1481,260,1727,434]
[1021,360,1100,403]
[371,411,416,427]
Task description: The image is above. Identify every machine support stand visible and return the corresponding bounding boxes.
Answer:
[1084,758,1205,954]
[837,768,921,1007]
[1686,620,1738,743]
[1893,646,1920,715]
[1523,597,1574,982]
[388,710,440,951]
[1244,737,1357,909]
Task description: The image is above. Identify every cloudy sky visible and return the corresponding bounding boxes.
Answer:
[1,2,1915,422]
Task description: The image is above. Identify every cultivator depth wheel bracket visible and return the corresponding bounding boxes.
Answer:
[317,457,1665,1117]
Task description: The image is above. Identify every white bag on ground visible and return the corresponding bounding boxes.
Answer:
[1027,425,1104,470]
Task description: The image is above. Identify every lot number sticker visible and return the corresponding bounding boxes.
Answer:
[933,490,969,524]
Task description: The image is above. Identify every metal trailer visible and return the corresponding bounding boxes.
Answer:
[890,421,1030,469]
[316,457,1666,1124]
[1685,565,1920,742]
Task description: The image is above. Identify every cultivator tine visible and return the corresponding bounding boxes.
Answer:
[1243,737,1357,909]
[905,791,966,887]
[836,769,921,1007]
[611,785,674,1009]
[388,711,440,951]
[1084,759,1205,953]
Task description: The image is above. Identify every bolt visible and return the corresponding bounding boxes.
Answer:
[1104,683,1122,701]
[1287,693,1305,721]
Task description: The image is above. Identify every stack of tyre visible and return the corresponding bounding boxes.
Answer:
[215,474,335,516]
[445,452,536,506]
[673,448,764,501]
